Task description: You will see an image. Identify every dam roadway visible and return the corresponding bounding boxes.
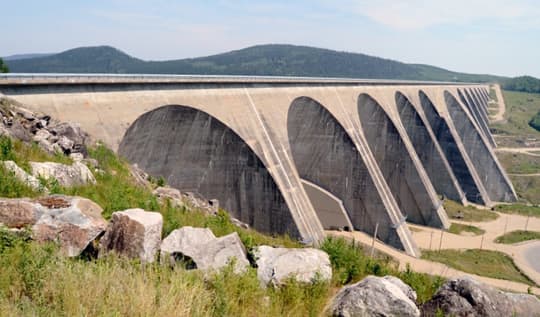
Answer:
[0,74,517,257]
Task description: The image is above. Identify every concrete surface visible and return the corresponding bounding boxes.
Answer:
[0,76,515,257]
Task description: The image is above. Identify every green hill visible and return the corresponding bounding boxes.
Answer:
[504,76,540,94]
[6,44,505,82]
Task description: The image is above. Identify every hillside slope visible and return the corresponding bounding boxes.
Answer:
[6,44,505,82]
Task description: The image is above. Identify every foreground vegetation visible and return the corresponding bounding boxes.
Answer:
[422,249,536,286]
[0,232,330,317]
[0,230,447,316]
[0,135,448,315]
[495,230,540,244]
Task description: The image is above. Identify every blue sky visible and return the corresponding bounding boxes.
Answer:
[2,0,540,77]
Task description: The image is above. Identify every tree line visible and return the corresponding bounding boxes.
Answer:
[0,58,8,73]
[503,76,540,94]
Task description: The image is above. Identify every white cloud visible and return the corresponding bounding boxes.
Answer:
[345,0,540,30]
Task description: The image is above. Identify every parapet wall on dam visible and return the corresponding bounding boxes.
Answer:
[0,76,517,257]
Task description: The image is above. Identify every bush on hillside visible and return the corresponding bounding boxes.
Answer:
[529,111,540,131]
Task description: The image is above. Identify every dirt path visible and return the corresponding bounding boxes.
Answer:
[509,173,540,177]
[490,84,506,123]
[327,212,540,295]
[495,147,540,157]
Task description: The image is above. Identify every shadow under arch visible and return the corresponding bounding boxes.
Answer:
[458,89,492,144]
[118,104,300,238]
[395,91,464,202]
[467,88,489,123]
[287,96,405,249]
[471,88,490,120]
[444,91,516,202]
[357,93,446,228]
[418,90,484,204]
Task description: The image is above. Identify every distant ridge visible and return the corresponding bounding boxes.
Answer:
[3,53,55,61]
[5,44,506,82]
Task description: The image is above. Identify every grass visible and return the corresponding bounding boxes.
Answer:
[422,249,536,286]
[321,237,445,304]
[496,151,540,174]
[489,90,540,148]
[509,176,540,205]
[0,231,447,316]
[448,223,485,236]
[494,204,540,218]
[490,90,540,136]
[510,176,540,205]
[0,135,72,172]
[0,230,329,317]
[495,230,540,244]
[0,163,42,198]
[443,199,499,222]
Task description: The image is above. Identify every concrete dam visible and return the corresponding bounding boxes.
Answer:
[0,75,517,257]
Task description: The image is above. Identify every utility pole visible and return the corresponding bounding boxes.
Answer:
[438,230,444,252]
[370,222,379,258]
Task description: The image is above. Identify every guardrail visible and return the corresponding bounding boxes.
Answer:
[0,73,482,86]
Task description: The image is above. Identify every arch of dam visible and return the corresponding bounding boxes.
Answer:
[0,75,517,257]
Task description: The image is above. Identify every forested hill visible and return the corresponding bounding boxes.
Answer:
[6,44,505,82]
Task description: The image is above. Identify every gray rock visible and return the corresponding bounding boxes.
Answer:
[421,276,540,317]
[16,107,36,121]
[129,164,153,189]
[82,158,99,169]
[31,196,107,256]
[231,217,250,229]
[33,129,51,142]
[0,196,107,256]
[36,138,56,154]
[160,227,249,273]
[30,161,96,187]
[183,192,219,215]
[57,136,74,152]
[254,246,332,286]
[196,232,249,273]
[153,186,183,207]
[161,227,216,265]
[99,209,163,263]
[331,275,420,317]
[1,160,45,192]
[69,152,84,162]
[6,120,32,141]
[49,122,87,146]
[383,275,418,303]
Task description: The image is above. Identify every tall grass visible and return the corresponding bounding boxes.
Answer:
[0,229,328,317]
[0,135,72,172]
[321,237,445,304]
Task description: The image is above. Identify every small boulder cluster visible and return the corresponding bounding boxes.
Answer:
[330,275,540,317]
[0,96,88,158]
[2,159,96,192]
[0,195,332,287]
